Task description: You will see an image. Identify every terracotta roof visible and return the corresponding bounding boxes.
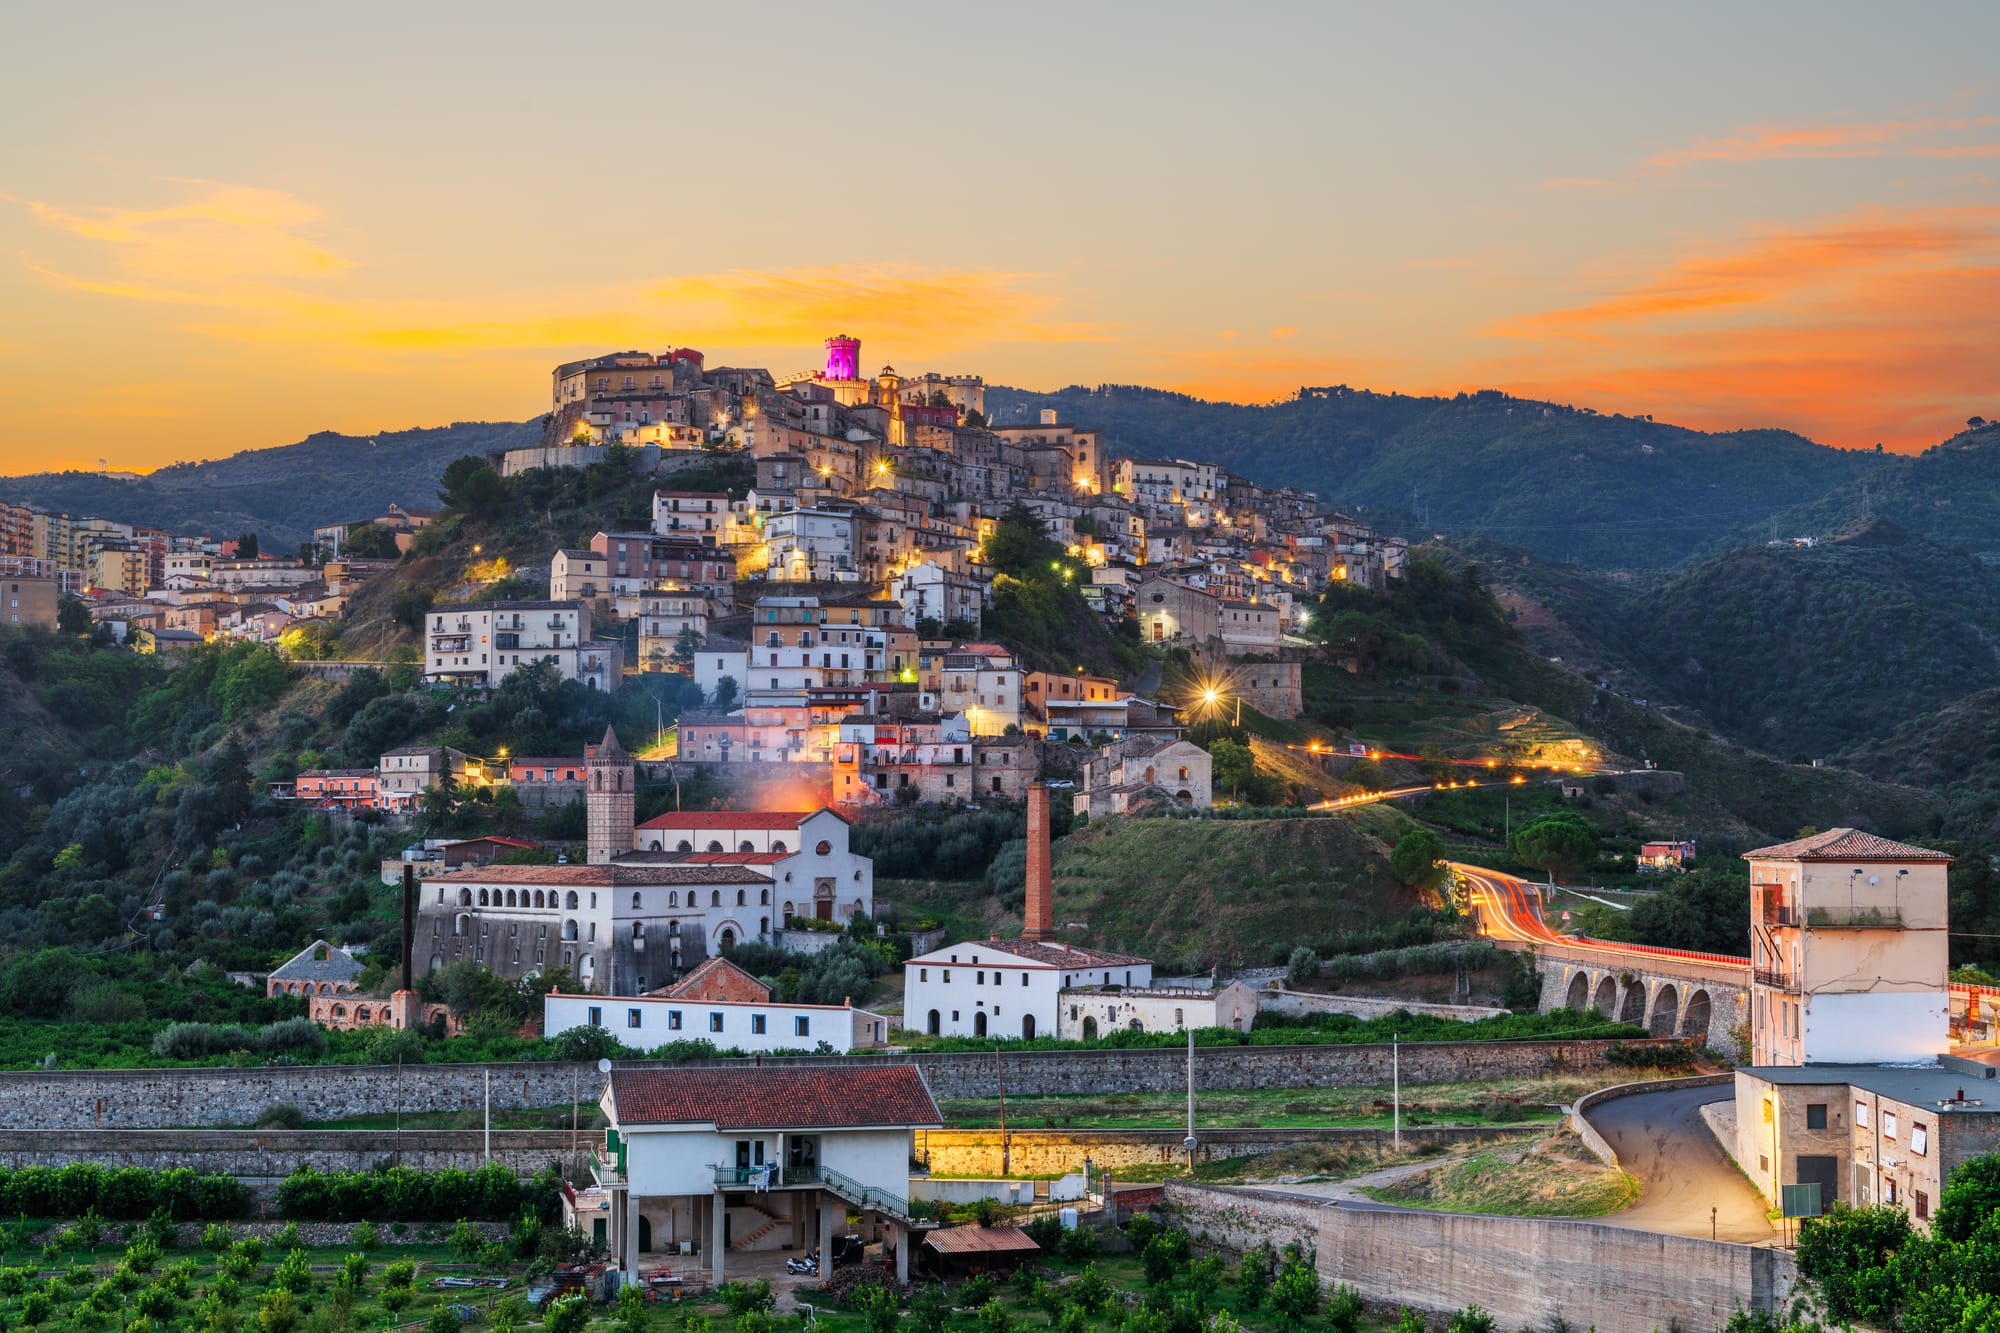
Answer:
[635,809,843,831]
[910,939,1149,968]
[427,864,771,886]
[677,852,789,866]
[608,1066,941,1130]
[1743,829,1953,864]
[922,1226,1039,1256]
[644,957,770,1002]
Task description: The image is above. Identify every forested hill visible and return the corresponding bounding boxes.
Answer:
[1760,421,2000,560]
[988,383,1879,569]
[0,420,538,549]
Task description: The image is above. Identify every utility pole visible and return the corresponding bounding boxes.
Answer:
[1184,1028,1198,1176]
[1393,1034,1402,1154]
[484,1068,492,1164]
[996,1051,1009,1178]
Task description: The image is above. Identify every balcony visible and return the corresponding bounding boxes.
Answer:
[714,1164,821,1190]
[1760,907,1799,927]
[1805,905,1905,929]
[1753,967,1797,988]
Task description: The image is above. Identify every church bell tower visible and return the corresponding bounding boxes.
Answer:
[587,725,635,866]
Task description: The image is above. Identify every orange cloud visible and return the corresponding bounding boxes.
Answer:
[1647,115,2000,170]
[24,183,349,291]
[1483,207,2000,448]
[1269,326,1299,340]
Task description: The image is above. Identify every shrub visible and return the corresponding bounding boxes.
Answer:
[349,1220,378,1249]
[276,1163,563,1223]
[1234,1242,1274,1310]
[910,1284,955,1333]
[449,1219,482,1261]
[1068,1264,1112,1315]
[1141,1229,1191,1287]
[1270,1251,1320,1328]
[1327,1284,1364,1333]
[380,1288,414,1316]
[426,1305,463,1333]
[719,1278,775,1317]
[1059,1225,1100,1261]
[254,1105,306,1130]
[1285,946,1319,988]
[338,1253,368,1290]
[258,1289,300,1333]
[1447,1305,1497,1333]
[202,1223,232,1251]
[272,1249,312,1294]
[975,1299,1011,1333]
[382,1260,416,1290]
[853,1284,900,1333]
[960,1274,998,1309]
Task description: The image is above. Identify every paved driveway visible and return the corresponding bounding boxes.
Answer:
[1582,1082,1774,1243]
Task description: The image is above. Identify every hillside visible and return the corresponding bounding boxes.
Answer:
[987,384,1874,569]
[1759,421,2000,560]
[0,420,538,549]
[1841,689,2000,841]
[893,814,1406,969]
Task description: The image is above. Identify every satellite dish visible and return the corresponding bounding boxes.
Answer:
[597,1058,613,1074]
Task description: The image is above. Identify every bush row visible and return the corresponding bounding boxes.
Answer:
[274,1163,564,1223]
[0,1164,252,1220]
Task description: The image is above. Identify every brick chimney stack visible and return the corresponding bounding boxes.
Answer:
[1024,783,1054,940]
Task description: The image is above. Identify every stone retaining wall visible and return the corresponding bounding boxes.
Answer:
[1165,1182,1795,1333]
[0,1129,577,1176]
[1569,1073,1730,1168]
[917,1126,1537,1178]
[0,1040,1662,1129]
[1258,987,1507,1023]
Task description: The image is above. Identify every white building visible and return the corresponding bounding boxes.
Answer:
[637,593,712,670]
[418,863,774,993]
[764,508,857,581]
[630,809,873,926]
[1055,981,1260,1040]
[1218,599,1283,651]
[543,992,886,1054]
[891,561,984,630]
[423,600,622,689]
[690,641,747,704]
[902,939,1152,1040]
[653,491,729,543]
[931,647,1022,736]
[592,1064,939,1284]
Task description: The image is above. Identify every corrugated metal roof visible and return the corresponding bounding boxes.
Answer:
[921,1226,1039,1255]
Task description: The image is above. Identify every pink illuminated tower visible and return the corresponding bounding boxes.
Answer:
[824,334,861,381]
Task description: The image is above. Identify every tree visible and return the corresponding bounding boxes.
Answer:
[235,532,259,560]
[56,596,93,636]
[1208,738,1255,801]
[1345,759,1385,792]
[712,675,739,710]
[1794,1204,1912,1325]
[1390,829,1447,890]
[1285,946,1319,988]
[670,625,701,674]
[439,456,506,516]
[392,585,436,632]
[1510,813,1598,883]
[1270,1250,1320,1328]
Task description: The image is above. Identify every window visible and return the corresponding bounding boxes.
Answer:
[709,1012,724,1032]
[751,1014,767,1034]
[1916,1189,1931,1221]
[942,970,950,983]
[1884,1111,1899,1140]
[1021,973,1028,987]
[1758,1155,1769,1172]
[1806,1103,1828,1130]
[1856,1101,1870,1128]
[588,1006,602,1026]
[976,972,985,986]
[627,1009,643,1029]
[668,1011,683,1030]
[919,968,927,982]
[1913,1123,1929,1156]
[795,1016,810,1037]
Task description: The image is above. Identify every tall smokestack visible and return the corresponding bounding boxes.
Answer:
[1024,784,1054,941]
[400,864,415,992]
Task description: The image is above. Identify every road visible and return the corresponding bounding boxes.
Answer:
[1455,861,1753,973]
[1581,1083,1773,1243]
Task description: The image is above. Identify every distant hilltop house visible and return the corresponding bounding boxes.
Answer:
[1637,840,1696,872]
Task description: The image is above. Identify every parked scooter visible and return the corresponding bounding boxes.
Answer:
[785,1251,819,1276]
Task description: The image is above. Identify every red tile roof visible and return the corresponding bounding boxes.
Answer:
[1744,829,1953,863]
[636,809,845,831]
[427,865,771,886]
[679,852,789,865]
[608,1066,941,1130]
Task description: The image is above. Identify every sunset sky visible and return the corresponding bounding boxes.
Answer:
[2,1,1997,472]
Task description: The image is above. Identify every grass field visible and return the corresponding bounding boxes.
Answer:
[938,1072,1636,1131]
[1359,1131,1639,1217]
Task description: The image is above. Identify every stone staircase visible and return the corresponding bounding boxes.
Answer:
[729,1200,786,1251]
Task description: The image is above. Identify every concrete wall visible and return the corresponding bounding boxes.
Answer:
[1570,1073,1731,1167]
[1166,1183,1796,1333]
[917,1126,1538,1178]
[0,1040,1671,1130]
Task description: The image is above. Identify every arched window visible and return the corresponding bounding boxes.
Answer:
[318,982,331,995]
[760,917,769,935]
[739,840,755,854]
[479,889,490,906]
[505,890,517,907]
[562,919,578,942]
[669,891,679,908]
[677,840,693,853]
[331,1005,345,1019]
[816,840,831,856]
[760,889,769,905]
[459,889,473,906]
[454,914,470,937]
[707,840,724,853]
[565,890,580,909]
[648,839,661,852]
[534,890,545,908]
[355,1006,369,1021]
[772,841,787,854]
[711,891,721,907]
[669,920,680,937]
[632,892,643,910]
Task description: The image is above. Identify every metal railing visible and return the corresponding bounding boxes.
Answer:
[820,1165,911,1221]
[1752,967,1797,988]
[713,1164,821,1189]
[1805,905,1905,929]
